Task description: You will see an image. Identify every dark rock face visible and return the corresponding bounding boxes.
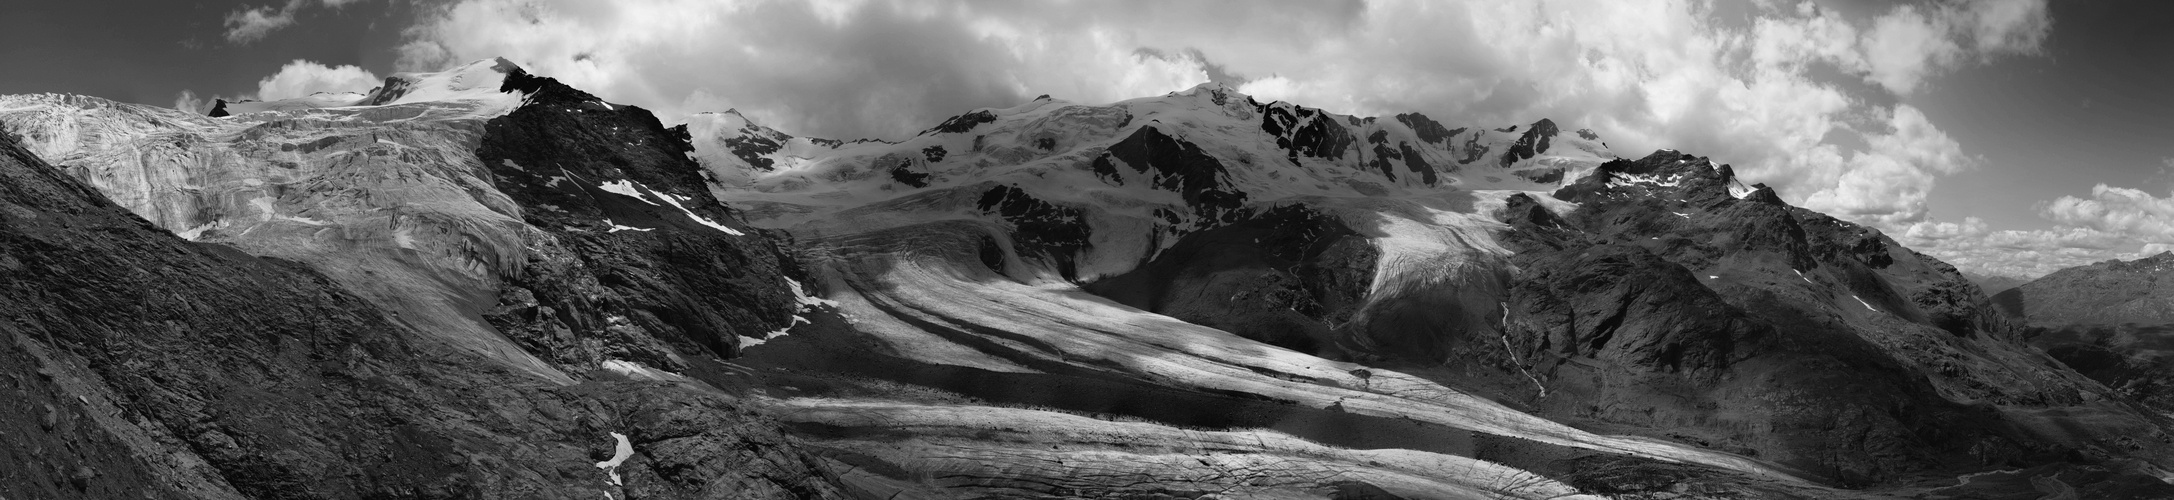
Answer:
[478,68,803,362]
[976,185,1090,279]
[887,157,930,188]
[1363,130,1442,185]
[1457,132,1492,164]
[1394,112,1460,146]
[1499,119,1557,168]
[1364,130,1400,182]
[1397,142,1440,184]
[206,99,230,117]
[1492,150,2136,485]
[1086,205,1377,355]
[0,131,843,498]
[1510,244,1748,373]
[724,126,787,171]
[1096,125,1250,225]
[1260,104,1356,163]
[920,144,945,163]
[926,110,997,135]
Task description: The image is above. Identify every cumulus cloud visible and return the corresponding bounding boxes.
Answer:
[223,0,374,43]
[2040,185,2174,244]
[224,0,303,43]
[253,60,381,101]
[172,90,212,115]
[394,0,1236,139]
[1895,183,2174,277]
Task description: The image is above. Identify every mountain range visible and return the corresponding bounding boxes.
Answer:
[3,58,2172,499]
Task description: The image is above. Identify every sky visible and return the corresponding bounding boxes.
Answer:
[2,0,2170,278]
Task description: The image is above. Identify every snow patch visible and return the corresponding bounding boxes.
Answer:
[745,277,840,348]
[786,277,839,308]
[175,220,224,241]
[1850,295,1877,312]
[742,315,811,348]
[1728,182,1756,199]
[1606,172,1684,188]
[1672,212,1690,219]
[598,180,656,205]
[604,219,653,233]
[600,359,683,382]
[595,432,633,486]
[657,193,745,236]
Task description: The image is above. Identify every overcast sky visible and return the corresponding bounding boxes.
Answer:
[3,0,2170,278]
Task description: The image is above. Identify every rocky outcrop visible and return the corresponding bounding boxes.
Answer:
[1499,119,1558,168]
[1260,102,1357,163]
[1394,112,1461,146]
[975,185,1091,279]
[1087,205,1377,356]
[476,68,804,362]
[1093,124,1251,225]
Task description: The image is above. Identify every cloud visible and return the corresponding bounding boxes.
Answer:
[253,60,382,101]
[223,0,374,43]
[173,90,212,115]
[224,0,303,43]
[1899,223,2134,278]
[2040,185,2174,243]
[395,0,1238,140]
[1893,183,2174,277]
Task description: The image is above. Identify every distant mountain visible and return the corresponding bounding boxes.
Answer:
[3,62,2172,498]
[1995,252,2174,325]
[1964,271,2031,296]
[1995,252,2174,417]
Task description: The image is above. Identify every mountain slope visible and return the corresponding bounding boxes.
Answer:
[0,126,843,498]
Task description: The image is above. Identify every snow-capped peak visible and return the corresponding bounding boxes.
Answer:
[357,57,523,107]
[688,86,1615,234]
[205,58,527,120]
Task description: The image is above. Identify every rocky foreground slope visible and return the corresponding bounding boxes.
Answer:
[3,59,2173,498]
[0,118,838,498]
